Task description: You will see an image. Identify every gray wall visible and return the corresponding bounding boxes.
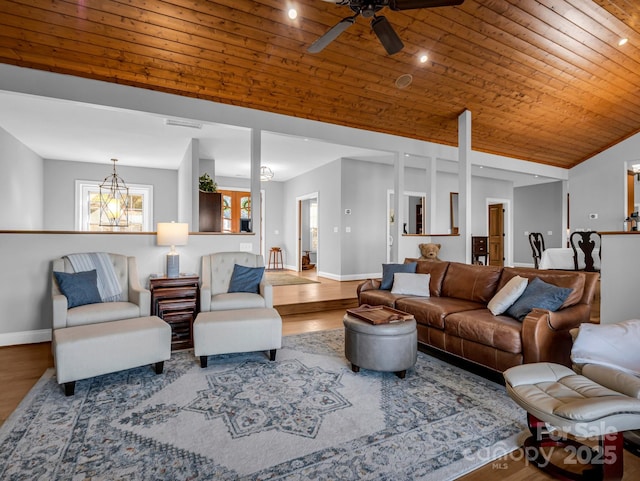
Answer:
[0,127,44,229]
[341,159,390,277]
[43,159,178,230]
[283,159,342,277]
[513,181,564,264]
[569,133,640,232]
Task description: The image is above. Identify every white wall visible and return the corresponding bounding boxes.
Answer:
[43,159,178,230]
[0,127,44,229]
[0,232,259,345]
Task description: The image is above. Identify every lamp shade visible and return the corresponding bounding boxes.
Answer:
[157,222,189,246]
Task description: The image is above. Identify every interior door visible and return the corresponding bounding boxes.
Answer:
[488,203,504,267]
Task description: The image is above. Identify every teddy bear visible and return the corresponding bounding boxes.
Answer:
[419,243,441,261]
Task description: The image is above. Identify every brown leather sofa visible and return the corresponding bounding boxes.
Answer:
[357,260,599,373]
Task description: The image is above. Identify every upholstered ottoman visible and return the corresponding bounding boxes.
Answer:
[52,315,171,396]
[504,362,640,481]
[343,314,417,378]
[193,307,282,367]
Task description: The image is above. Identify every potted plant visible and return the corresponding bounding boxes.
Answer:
[199,173,217,192]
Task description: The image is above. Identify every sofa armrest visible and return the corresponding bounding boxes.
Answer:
[129,286,151,317]
[521,304,591,367]
[52,294,68,330]
[260,280,273,308]
[580,364,640,399]
[127,257,150,316]
[200,285,212,312]
[357,279,381,303]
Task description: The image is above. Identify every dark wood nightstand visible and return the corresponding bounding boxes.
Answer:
[149,275,199,350]
[471,236,488,265]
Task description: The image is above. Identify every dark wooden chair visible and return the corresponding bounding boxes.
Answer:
[528,232,545,269]
[569,231,601,272]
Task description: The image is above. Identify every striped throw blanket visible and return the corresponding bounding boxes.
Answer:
[66,252,122,302]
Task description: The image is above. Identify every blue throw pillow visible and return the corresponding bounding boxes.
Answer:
[505,277,573,321]
[53,270,102,309]
[380,262,417,290]
[228,264,265,294]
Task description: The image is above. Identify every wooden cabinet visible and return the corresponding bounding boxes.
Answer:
[149,275,199,350]
[471,236,488,265]
[199,191,222,232]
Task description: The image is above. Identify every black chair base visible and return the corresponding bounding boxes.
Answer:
[524,413,624,481]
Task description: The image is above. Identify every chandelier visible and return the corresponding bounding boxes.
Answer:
[260,166,274,181]
[99,158,129,227]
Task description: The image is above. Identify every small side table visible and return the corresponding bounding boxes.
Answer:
[471,236,488,265]
[149,275,199,350]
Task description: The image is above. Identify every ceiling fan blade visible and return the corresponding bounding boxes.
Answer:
[308,16,356,53]
[371,16,404,55]
[389,0,464,10]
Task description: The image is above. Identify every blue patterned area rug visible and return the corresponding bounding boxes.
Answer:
[0,329,525,480]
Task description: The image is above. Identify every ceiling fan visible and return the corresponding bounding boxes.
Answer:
[308,0,464,55]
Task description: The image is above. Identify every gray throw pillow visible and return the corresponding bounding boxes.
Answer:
[54,270,102,308]
[380,262,417,290]
[228,264,265,294]
[506,277,572,321]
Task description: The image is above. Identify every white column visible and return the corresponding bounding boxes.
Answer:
[392,152,405,263]
[250,129,261,245]
[458,110,472,264]
[425,156,436,234]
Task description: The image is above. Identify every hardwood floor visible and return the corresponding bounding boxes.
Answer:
[2,272,637,480]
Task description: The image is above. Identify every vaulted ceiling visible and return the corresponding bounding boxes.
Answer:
[1,0,639,169]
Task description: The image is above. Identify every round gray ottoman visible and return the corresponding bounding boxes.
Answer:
[343,314,417,379]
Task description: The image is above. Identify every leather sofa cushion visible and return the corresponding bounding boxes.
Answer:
[445,308,523,354]
[441,262,502,303]
[405,259,450,297]
[359,289,409,308]
[499,267,585,308]
[395,297,484,329]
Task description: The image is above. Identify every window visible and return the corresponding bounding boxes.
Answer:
[221,190,251,233]
[76,181,153,231]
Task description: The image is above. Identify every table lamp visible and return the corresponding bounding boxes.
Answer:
[157,222,189,278]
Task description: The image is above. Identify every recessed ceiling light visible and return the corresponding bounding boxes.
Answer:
[618,38,628,46]
[419,54,428,63]
[288,8,297,20]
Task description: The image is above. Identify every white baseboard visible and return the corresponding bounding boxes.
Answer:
[512,262,536,268]
[0,329,52,347]
[317,271,379,282]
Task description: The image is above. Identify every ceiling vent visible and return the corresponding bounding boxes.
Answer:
[395,74,413,89]
[165,118,203,129]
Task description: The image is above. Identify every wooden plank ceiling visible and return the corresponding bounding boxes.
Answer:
[1,0,640,169]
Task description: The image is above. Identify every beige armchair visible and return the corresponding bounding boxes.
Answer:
[52,253,150,329]
[200,251,273,312]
